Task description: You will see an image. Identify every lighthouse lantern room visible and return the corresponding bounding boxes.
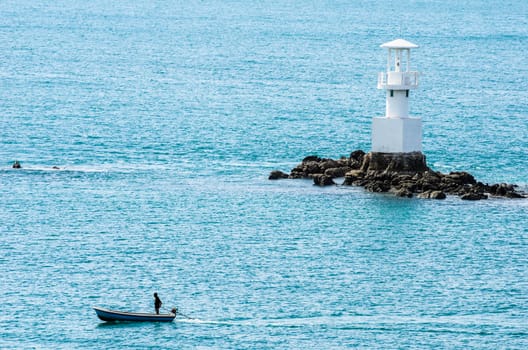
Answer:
[372,38,421,153]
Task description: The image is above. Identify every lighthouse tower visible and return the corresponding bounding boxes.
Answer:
[372,39,421,153]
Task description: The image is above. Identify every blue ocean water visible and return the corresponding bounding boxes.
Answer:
[1,0,527,348]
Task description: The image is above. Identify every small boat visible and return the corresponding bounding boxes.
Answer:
[93,306,177,322]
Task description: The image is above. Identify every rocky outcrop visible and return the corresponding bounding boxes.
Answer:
[269,150,526,200]
[312,174,336,186]
[268,170,289,180]
[361,151,428,173]
[417,190,447,200]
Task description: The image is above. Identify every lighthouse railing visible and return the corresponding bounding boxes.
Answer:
[377,71,419,89]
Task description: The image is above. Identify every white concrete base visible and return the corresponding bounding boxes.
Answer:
[372,117,422,153]
[386,89,409,118]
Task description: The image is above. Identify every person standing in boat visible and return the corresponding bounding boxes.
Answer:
[154,293,162,314]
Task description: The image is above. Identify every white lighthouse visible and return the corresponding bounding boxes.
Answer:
[372,39,421,153]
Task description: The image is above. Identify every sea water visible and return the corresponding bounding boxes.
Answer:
[1,0,527,349]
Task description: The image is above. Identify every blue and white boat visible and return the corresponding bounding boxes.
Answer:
[93,306,177,322]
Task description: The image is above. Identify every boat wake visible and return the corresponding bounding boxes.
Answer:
[175,314,528,336]
[2,163,173,175]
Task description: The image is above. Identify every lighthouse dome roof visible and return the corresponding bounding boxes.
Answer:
[380,38,418,49]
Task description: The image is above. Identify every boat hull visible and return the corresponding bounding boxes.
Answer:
[93,306,176,322]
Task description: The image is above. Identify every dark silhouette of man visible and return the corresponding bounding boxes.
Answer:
[154,293,162,314]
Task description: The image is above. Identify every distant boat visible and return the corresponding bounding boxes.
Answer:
[93,306,177,322]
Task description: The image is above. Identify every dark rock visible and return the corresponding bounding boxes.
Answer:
[416,172,443,192]
[289,172,305,179]
[422,171,442,183]
[290,157,327,178]
[392,188,413,198]
[313,174,335,186]
[505,191,524,199]
[473,182,489,193]
[445,171,476,185]
[336,157,350,167]
[363,152,429,173]
[350,150,365,164]
[271,149,526,200]
[343,170,364,185]
[461,192,487,200]
[418,190,446,200]
[364,180,391,193]
[348,159,361,169]
[417,191,430,199]
[397,181,418,193]
[302,155,321,163]
[489,183,515,196]
[486,183,526,198]
[431,191,447,199]
[268,170,289,180]
[305,161,322,175]
[320,159,339,171]
[393,174,413,183]
[324,167,350,178]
